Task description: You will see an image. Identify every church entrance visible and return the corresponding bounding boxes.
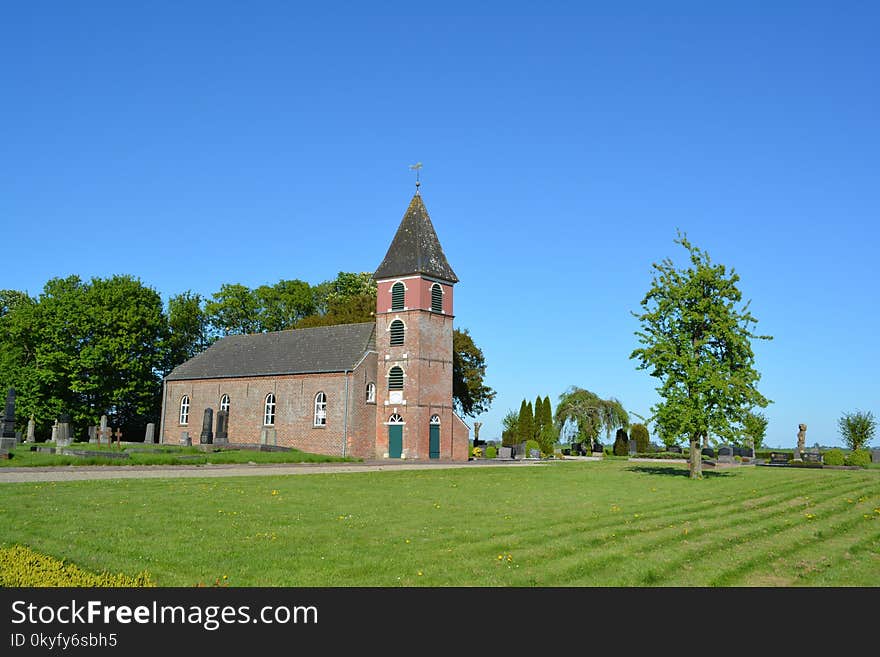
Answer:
[429,415,441,459]
[388,414,403,458]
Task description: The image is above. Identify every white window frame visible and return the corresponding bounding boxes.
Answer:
[219,394,230,412]
[179,395,190,425]
[366,382,376,404]
[314,391,327,427]
[264,393,276,427]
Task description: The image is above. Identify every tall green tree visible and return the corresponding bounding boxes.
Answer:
[742,411,768,450]
[501,410,519,447]
[534,395,545,439]
[517,399,533,446]
[205,283,262,336]
[163,291,211,375]
[452,328,496,418]
[538,396,557,455]
[255,279,315,331]
[838,410,876,451]
[555,386,603,447]
[630,232,772,479]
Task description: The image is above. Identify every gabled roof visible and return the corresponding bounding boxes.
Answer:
[165,322,376,381]
[374,193,459,283]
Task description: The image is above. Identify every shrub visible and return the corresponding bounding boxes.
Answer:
[845,449,871,468]
[0,545,155,587]
[485,445,497,459]
[613,429,629,456]
[472,447,483,458]
[630,424,650,453]
[787,461,824,469]
[838,410,876,451]
[822,448,845,466]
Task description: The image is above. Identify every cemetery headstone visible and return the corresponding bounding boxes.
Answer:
[99,414,108,446]
[144,422,156,444]
[628,439,638,455]
[200,408,214,444]
[701,446,715,459]
[180,431,191,447]
[55,414,72,449]
[51,422,58,443]
[667,445,682,454]
[718,445,735,463]
[260,427,276,446]
[88,426,97,443]
[871,449,880,464]
[26,416,35,443]
[0,388,16,450]
[591,441,603,454]
[113,427,123,447]
[214,411,229,445]
[529,448,541,459]
[498,446,512,459]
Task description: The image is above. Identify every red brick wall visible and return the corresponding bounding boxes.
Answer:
[374,275,468,460]
[161,352,378,457]
[376,277,453,315]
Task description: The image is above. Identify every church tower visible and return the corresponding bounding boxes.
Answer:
[373,192,461,459]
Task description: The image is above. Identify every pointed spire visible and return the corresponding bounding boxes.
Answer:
[374,193,459,283]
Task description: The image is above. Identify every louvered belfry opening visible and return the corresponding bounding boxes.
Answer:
[389,319,404,346]
[391,282,405,310]
[388,366,404,390]
[431,283,442,313]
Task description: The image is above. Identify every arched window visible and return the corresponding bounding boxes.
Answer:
[389,319,405,346]
[388,413,404,424]
[430,414,441,424]
[391,281,405,311]
[431,283,443,313]
[366,382,376,404]
[314,392,327,426]
[179,395,190,425]
[219,394,230,412]
[388,366,404,390]
[264,393,276,426]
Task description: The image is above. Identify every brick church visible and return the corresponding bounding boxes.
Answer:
[159,191,470,461]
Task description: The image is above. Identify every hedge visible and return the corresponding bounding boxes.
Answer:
[845,449,871,468]
[0,545,155,587]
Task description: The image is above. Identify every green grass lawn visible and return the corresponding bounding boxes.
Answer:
[0,442,355,467]
[0,460,877,586]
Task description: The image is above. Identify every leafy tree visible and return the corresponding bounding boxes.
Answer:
[255,279,315,331]
[742,411,769,450]
[598,397,629,444]
[837,410,876,451]
[534,395,545,440]
[296,293,375,328]
[452,328,496,417]
[630,423,650,453]
[501,410,519,447]
[630,232,772,479]
[163,291,211,375]
[555,387,603,447]
[613,428,629,456]
[538,396,557,455]
[205,283,262,336]
[517,399,533,446]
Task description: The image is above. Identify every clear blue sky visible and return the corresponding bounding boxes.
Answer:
[2,2,877,448]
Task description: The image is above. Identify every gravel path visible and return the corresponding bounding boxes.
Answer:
[0,459,549,483]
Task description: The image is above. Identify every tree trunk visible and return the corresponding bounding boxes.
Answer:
[690,434,702,479]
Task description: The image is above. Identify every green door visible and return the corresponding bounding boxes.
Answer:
[388,424,403,459]
[429,424,440,459]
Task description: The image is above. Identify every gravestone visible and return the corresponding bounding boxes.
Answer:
[871,449,880,464]
[55,413,72,449]
[498,446,513,460]
[26,417,35,443]
[628,439,638,455]
[144,422,156,444]
[0,388,16,450]
[718,445,735,463]
[260,427,276,446]
[529,448,541,459]
[591,440,603,454]
[51,422,58,443]
[199,408,214,444]
[99,414,108,446]
[667,445,682,454]
[214,411,229,445]
[795,423,807,460]
[701,447,715,459]
[180,431,191,447]
[88,426,97,443]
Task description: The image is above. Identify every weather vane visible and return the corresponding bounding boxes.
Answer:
[409,162,422,193]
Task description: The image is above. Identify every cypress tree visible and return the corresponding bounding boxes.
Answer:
[534,395,545,439]
[517,400,532,446]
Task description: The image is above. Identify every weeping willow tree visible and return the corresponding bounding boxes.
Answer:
[554,386,629,449]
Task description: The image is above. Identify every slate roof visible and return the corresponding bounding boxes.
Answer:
[374,193,459,283]
[165,322,376,381]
